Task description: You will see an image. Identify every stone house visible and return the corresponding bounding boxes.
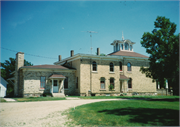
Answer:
[13,38,157,97]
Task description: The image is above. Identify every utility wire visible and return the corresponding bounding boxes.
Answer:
[1,47,57,59]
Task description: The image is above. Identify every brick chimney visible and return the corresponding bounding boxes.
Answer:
[14,52,24,96]
[71,50,74,57]
[58,55,61,61]
[97,48,100,55]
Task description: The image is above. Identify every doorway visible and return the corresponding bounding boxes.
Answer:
[53,80,58,93]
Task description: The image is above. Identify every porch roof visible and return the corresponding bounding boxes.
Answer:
[49,74,66,79]
[120,75,129,80]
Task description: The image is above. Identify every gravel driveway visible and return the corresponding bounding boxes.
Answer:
[0,98,125,127]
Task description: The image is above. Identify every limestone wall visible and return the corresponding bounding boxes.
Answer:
[79,58,156,96]
[22,70,76,97]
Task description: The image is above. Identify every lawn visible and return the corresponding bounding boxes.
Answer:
[0,98,6,102]
[75,95,180,100]
[14,97,66,102]
[66,98,179,126]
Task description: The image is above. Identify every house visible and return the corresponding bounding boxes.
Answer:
[13,37,157,97]
[0,77,8,97]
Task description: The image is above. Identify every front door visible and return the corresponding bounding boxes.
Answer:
[53,80,58,93]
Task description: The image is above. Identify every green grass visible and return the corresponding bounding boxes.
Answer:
[14,97,66,102]
[0,98,6,102]
[73,95,180,100]
[66,98,179,126]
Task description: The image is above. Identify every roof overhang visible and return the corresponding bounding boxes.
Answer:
[120,75,130,80]
[49,74,66,79]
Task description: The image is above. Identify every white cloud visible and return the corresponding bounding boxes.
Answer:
[11,15,33,28]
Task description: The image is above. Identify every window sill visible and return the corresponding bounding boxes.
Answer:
[127,71,132,73]
[120,71,123,73]
[92,71,98,73]
[100,89,106,91]
[109,72,115,74]
[109,89,115,91]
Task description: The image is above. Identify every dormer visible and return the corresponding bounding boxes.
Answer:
[110,32,135,52]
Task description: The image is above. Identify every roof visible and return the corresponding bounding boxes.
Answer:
[49,74,66,79]
[108,51,149,58]
[120,75,129,80]
[20,65,74,70]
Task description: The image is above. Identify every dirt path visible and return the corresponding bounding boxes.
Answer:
[0,99,126,127]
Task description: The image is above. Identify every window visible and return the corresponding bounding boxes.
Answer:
[121,44,123,50]
[128,78,132,88]
[130,45,132,51]
[110,78,115,89]
[120,62,122,71]
[64,77,68,89]
[100,77,105,89]
[110,62,114,72]
[54,80,57,86]
[125,42,129,50]
[92,61,97,71]
[127,62,131,71]
[76,77,78,89]
[40,77,46,89]
[116,43,118,51]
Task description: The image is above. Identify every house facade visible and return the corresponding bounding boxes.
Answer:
[13,38,157,97]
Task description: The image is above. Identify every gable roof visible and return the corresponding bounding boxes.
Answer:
[120,75,129,80]
[20,65,74,70]
[108,51,149,58]
[49,74,66,79]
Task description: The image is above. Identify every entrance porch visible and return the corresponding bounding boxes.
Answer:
[49,74,66,97]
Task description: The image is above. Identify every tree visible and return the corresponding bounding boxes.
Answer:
[1,58,33,96]
[140,16,179,95]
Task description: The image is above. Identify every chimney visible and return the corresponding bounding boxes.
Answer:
[15,52,24,96]
[58,55,61,61]
[97,48,100,55]
[71,50,74,57]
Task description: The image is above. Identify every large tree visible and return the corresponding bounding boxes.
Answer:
[1,57,33,96]
[140,16,179,95]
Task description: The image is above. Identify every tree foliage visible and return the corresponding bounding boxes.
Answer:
[140,16,179,95]
[1,57,33,96]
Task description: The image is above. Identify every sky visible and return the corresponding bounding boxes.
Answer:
[1,0,179,65]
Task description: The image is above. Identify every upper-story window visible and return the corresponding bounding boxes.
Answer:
[121,44,123,50]
[130,45,132,51]
[92,61,97,71]
[125,42,129,50]
[127,62,131,71]
[110,62,114,72]
[119,62,122,71]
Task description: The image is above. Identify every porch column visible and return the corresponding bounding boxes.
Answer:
[51,79,53,93]
[127,80,128,92]
[60,79,65,94]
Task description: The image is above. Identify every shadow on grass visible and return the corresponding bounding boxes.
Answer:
[117,97,180,102]
[98,107,179,126]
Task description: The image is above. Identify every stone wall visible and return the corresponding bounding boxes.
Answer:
[79,57,156,96]
[22,70,76,97]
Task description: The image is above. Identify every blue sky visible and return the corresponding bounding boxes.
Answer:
[1,1,179,65]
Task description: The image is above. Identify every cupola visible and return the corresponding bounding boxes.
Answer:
[111,32,135,52]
